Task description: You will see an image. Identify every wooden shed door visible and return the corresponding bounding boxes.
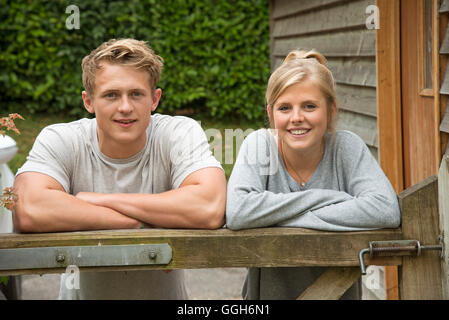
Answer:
[401,0,440,188]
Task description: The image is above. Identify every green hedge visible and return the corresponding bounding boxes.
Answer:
[0,0,270,120]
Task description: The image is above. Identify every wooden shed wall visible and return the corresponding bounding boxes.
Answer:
[270,0,378,159]
[440,0,449,143]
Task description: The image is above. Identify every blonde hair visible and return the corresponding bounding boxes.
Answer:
[266,49,337,133]
[82,38,164,97]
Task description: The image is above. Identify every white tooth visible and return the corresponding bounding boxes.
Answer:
[291,130,307,135]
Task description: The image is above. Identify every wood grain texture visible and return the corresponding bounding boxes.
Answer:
[297,267,361,300]
[376,0,403,193]
[272,0,372,38]
[272,30,376,58]
[438,155,449,299]
[399,175,443,299]
[0,227,402,276]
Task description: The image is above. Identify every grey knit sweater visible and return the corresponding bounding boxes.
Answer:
[226,129,400,299]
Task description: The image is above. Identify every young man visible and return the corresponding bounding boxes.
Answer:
[13,39,226,299]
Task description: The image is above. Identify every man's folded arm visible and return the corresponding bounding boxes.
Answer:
[76,167,227,230]
[13,172,142,233]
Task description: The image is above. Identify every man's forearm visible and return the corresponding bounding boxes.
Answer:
[15,188,141,232]
[76,185,225,229]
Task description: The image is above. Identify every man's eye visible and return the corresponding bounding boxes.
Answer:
[132,91,142,97]
[105,92,116,98]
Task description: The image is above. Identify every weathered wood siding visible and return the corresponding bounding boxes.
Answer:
[270,0,378,159]
[440,0,449,134]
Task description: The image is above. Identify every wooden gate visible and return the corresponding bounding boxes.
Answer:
[1,173,448,299]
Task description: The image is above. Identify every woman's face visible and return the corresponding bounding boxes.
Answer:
[268,81,333,156]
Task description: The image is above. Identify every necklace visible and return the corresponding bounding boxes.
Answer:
[280,139,324,188]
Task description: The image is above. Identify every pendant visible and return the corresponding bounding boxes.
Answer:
[300,182,306,187]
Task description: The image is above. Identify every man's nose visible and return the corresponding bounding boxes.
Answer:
[118,95,133,113]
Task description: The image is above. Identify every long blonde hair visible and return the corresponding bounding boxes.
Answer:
[266,49,337,133]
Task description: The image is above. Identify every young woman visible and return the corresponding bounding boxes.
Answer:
[225,50,401,299]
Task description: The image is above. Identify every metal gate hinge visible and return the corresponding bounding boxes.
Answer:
[358,236,444,275]
[0,243,173,272]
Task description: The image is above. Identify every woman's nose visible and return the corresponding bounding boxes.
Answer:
[291,107,304,123]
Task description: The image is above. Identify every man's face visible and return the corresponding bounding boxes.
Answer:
[82,62,161,159]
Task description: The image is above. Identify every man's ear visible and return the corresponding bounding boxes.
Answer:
[151,88,162,112]
[82,91,95,114]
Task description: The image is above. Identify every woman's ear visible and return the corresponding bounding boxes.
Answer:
[328,102,337,122]
[82,91,95,114]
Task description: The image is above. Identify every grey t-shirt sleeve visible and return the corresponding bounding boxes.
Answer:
[16,124,74,192]
[226,131,355,230]
[278,132,401,231]
[165,117,223,189]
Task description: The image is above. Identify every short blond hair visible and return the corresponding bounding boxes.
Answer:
[82,38,164,97]
[266,49,337,133]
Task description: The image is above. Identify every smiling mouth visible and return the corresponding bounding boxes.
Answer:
[289,129,310,135]
[114,119,137,127]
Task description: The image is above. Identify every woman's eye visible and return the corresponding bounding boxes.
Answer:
[304,104,316,110]
[278,105,290,111]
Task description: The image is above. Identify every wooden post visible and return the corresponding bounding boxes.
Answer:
[398,175,443,299]
[438,154,449,299]
[376,0,403,300]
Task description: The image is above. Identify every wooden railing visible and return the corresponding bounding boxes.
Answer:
[0,174,446,300]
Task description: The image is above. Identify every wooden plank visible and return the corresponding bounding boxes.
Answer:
[328,57,376,88]
[336,84,377,117]
[401,0,440,188]
[398,175,443,299]
[272,0,372,38]
[438,155,449,299]
[272,30,376,58]
[440,63,449,94]
[273,0,347,19]
[440,100,449,133]
[0,228,402,276]
[441,0,449,13]
[439,24,449,54]
[376,1,403,298]
[297,267,361,300]
[273,57,376,88]
[376,0,403,193]
[336,109,378,148]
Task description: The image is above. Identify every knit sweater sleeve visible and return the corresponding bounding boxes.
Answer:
[226,130,355,230]
[225,130,401,231]
[276,131,401,231]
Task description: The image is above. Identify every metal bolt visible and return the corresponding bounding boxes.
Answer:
[56,253,65,263]
[149,250,157,260]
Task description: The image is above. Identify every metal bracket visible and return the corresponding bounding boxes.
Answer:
[0,243,172,271]
[358,237,444,275]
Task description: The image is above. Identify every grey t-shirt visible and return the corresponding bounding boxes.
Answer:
[226,129,401,299]
[17,113,222,299]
